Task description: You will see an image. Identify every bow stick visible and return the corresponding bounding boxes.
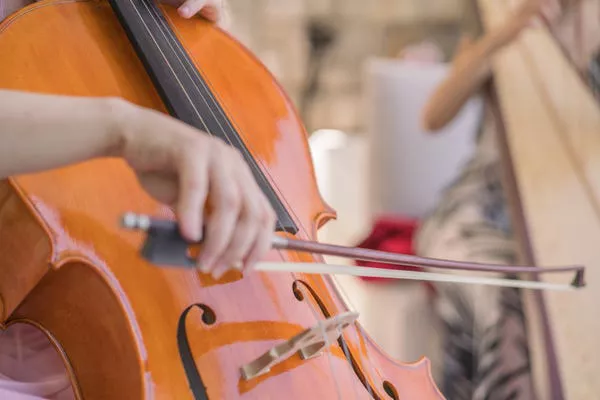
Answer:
[120,213,585,291]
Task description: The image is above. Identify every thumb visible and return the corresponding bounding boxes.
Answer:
[177,0,220,21]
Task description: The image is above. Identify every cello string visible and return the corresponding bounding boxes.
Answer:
[127,0,212,137]
[125,2,276,397]
[322,275,378,397]
[139,2,417,396]
[142,0,320,246]
[134,1,385,397]
[146,0,309,233]
[135,0,306,253]
[139,0,311,261]
[135,0,299,302]
[133,1,363,397]
[133,0,297,300]
[304,294,345,400]
[145,4,373,399]
[140,0,369,392]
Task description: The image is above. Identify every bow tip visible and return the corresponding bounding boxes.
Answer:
[571,269,586,288]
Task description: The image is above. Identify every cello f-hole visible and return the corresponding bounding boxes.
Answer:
[383,381,399,400]
[197,304,216,325]
[292,281,304,301]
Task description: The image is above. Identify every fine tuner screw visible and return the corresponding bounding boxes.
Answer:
[121,212,151,231]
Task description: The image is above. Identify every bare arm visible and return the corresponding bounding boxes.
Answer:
[0,0,229,178]
[421,0,542,132]
[0,90,123,178]
[0,88,275,278]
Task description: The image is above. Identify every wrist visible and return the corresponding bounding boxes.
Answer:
[101,96,135,158]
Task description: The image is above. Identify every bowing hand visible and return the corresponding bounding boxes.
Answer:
[114,100,276,280]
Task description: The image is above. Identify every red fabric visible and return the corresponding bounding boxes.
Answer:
[354,215,422,282]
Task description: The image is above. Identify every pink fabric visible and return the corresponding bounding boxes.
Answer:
[0,325,74,399]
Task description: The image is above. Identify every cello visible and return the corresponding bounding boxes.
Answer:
[0,0,584,399]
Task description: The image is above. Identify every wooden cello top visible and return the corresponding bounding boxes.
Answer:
[476,0,600,398]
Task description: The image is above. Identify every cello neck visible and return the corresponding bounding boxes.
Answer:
[109,0,204,125]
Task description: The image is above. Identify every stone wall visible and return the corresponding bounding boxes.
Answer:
[225,0,482,134]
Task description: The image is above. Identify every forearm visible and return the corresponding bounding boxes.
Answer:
[422,0,540,131]
[422,55,492,131]
[0,90,124,179]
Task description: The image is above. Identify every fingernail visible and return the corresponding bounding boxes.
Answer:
[233,261,243,270]
[212,263,225,279]
[197,254,209,269]
[178,6,191,17]
[197,264,208,273]
[201,264,212,274]
[182,224,200,243]
[197,257,211,273]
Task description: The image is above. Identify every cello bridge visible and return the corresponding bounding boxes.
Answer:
[240,311,359,381]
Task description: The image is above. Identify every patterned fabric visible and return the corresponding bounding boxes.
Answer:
[414,104,536,400]
[414,3,600,397]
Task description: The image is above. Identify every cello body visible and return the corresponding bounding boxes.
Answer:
[0,1,443,398]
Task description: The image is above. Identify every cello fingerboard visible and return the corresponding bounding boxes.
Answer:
[108,0,298,234]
